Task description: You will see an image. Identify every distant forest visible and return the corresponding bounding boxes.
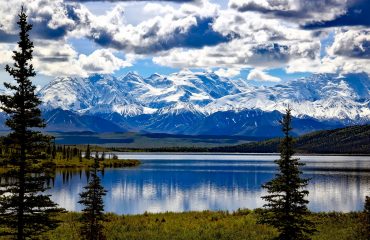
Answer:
[113,125,370,154]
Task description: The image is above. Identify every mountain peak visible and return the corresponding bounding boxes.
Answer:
[38,71,370,123]
[123,71,141,78]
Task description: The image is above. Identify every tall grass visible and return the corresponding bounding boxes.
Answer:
[44,210,366,240]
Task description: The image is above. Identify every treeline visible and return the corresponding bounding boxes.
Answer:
[217,124,370,154]
[51,145,82,160]
[50,144,115,161]
[109,125,370,154]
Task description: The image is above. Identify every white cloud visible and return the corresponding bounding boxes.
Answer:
[78,49,132,73]
[0,0,369,79]
[0,0,77,39]
[228,0,348,24]
[0,44,15,64]
[29,41,132,77]
[286,29,370,75]
[153,37,320,70]
[247,69,281,82]
[214,68,240,78]
[72,0,222,54]
[327,29,370,59]
[286,55,370,75]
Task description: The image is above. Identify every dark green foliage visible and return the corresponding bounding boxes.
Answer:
[85,144,91,159]
[364,196,370,239]
[212,125,370,154]
[0,7,63,239]
[79,150,83,162]
[79,154,107,240]
[52,144,56,159]
[258,108,316,240]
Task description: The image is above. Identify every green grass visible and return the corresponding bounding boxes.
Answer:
[52,155,140,168]
[43,210,367,240]
[0,152,140,170]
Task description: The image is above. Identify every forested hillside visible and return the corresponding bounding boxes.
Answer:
[211,125,370,154]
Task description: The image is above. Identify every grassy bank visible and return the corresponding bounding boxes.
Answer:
[52,156,140,168]
[0,153,140,171]
[44,210,367,240]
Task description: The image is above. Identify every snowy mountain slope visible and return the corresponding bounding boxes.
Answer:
[40,76,97,111]
[36,71,370,135]
[42,108,125,132]
[207,73,370,121]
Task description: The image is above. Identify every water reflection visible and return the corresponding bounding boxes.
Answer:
[47,155,370,214]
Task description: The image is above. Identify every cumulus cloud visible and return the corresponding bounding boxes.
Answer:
[78,49,132,73]
[29,41,132,77]
[67,0,196,2]
[0,0,369,79]
[0,0,78,41]
[214,68,240,78]
[285,28,370,75]
[153,38,320,70]
[327,29,370,59]
[303,0,370,29]
[0,43,15,64]
[77,1,235,54]
[150,8,322,70]
[229,0,370,29]
[229,0,348,24]
[247,69,281,82]
[286,55,370,75]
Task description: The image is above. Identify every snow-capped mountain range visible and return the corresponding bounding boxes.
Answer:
[30,71,370,136]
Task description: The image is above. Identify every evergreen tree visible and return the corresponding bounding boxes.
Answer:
[364,196,370,239]
[62,145,66,159]
[79,150,83,163]
[79,153,107,240]
[0,7,63,239]
[66,147,70,160]
[46,144,51,154]
[258,108,316,240]
[52,143,56,160]
[85,144,91,159]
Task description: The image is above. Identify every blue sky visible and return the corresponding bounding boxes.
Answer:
[0,0,369,87]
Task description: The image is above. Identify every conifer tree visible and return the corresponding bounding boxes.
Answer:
[258,108,316,240]
[52,143,56,159]
[79,152,107,240]
[0,7,63,239]
[85,144,91,159]
[62,145,66,159]
[364,196,370,239]
[79,150,83,162]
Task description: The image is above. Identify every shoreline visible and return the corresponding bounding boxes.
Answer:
[109,151,370,156]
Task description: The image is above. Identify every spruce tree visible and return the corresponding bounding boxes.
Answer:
[79,150,83,162]
[258,108,316,240]
[85,144,91,159]
[364,196,370,239]
[79,152,107,240]
[0,7,63,239]
[62,145,66,159]
[52,143,56,160]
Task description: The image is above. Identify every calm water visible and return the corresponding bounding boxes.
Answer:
[48,153,370,214]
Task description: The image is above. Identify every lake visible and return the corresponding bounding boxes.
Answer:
[48,153,370,214]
